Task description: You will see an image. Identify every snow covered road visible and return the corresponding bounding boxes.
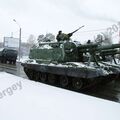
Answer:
[0,72,120,120]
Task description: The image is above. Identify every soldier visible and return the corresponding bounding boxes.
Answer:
[56,30,72,42]
[87,40,91,44]
[56,26,85,42]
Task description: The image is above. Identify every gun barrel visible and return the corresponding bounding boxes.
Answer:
[71,25,85,34]
[97,44,120,51]
[100,49,118,53]
[100,49,120,55]
[78,44,98,49]
[78,43,120,53]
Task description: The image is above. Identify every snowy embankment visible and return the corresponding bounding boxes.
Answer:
[0,72,120,120]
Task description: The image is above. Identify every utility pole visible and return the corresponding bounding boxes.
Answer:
[13,19,21,61]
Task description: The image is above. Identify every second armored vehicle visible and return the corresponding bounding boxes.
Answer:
[0,48,18,64]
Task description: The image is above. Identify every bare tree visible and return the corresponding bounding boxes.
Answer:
[37,33,55,43]
[95,31,112,45]
[37,34,44,43]
[45,33,55,42]
[27,34,36,48]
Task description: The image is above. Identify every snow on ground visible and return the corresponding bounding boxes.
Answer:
[0,72,120,120]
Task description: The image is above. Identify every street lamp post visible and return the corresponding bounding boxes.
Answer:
[13,19,21,62]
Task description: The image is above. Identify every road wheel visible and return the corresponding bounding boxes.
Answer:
[28,69,34,80]
[72,78,83,91]
[48,74,57,85]
[40,72,47,83]
[24,67,28,73]
[24,67,29,76]
[34,72,40,81]
[13,61,16,64]
[59,76,69,88]
[9,61,12,64]
[3,59,7,63]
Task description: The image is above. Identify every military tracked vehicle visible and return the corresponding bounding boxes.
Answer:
[0,48,18,64]
[21,40,120,91]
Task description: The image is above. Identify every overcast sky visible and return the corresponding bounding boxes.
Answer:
[0,0,120,43]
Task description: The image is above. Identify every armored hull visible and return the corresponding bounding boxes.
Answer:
[22,61,117,91]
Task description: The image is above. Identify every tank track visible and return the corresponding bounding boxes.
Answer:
[22,63,118,91]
